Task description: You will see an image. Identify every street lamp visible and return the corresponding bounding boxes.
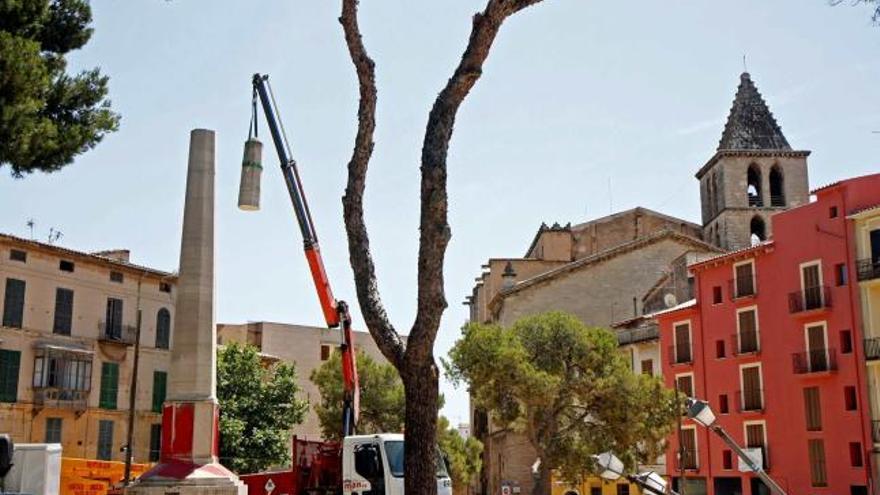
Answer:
[684,398,788,495]
[593,452,678,495]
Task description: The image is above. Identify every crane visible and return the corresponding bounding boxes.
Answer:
[243,73,360,438]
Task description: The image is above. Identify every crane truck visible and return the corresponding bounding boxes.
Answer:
[235,74,453,495]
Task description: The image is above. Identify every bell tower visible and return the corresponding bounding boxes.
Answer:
[697,72,810,251]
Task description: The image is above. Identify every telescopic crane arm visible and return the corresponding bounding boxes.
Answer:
[250,73,360,438]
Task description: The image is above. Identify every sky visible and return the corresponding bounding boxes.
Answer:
[1,1,879,425]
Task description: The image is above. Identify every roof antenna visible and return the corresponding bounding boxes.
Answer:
[26,219,35,240]
[743,54,748,73]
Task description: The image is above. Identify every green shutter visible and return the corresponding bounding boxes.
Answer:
[0,350,21,403]
[99,362,118,409]
[152,371,167,413]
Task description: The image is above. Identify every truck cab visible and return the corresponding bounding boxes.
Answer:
[342,434,453,495]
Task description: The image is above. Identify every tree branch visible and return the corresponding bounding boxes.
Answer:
[409,0,545,359]
[339,0,405,369]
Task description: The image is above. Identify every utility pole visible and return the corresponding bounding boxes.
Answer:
[124,277,144,485]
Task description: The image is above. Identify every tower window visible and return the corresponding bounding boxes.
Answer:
[747,165,763,207]
[769,166,785,207]
[750,216,766,246]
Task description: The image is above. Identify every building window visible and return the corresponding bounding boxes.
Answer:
[744,422,767,469]
[845,386,858,411]
[850,442,864,467]
[804,386,822,431]
[750,216,766,246]
[149,424,162,462]
[841,330,853,354]
[97,420,114,461]
[733,262,756,298]
[45,417,62,443]
[33,354,91,393]
[640,359,653,376]
[9,249,26,262]
[736,308,759,354]
[3,278,26,328]
[808,439,827,487]
[155,308,171,350]
[679,427,698,469]
[740,365,763,411]
[0,350,21,403]
[99,362,119,410]
[747,164,763,207]
[804,323,830,373]
[159,282,172,293]
[676,374,694,398]
[830,206,839,218]
[152,371,167,413]
[712,286,722,304]
[53,288,74,336]
[718,394,729,414]
[800,262,824,311]
[104,298,124,340]
[59,260,75,272]
[769,166,785,207]
[616,484,630,495]
[673,322,692,364]
[321,344,332,361]
[110,271,123,283]
[722,450,733,470]
[716,340,726,359]
[835,263,848,286]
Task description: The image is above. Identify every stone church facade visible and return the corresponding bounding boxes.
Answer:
[465,72,811,495]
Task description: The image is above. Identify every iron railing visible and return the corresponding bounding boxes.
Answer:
[617,325,659,345]
[668,344,693,365]
[732,329,760,355]
[792,348,838,374]
[729,275,757,299]
[33,387,88,410]
[98,322,137,345]
[736,389,764,412]
[675,449,699,470]
[857,259,880,282]
[788,285,832,313]
[865,338,880,361]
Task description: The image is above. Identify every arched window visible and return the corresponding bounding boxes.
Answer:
[714,172,723,212]
[770,166,785,207]
[707,178,715,217]
[747,164,763,207]
[750,216,766,246]
[156,308,171,349]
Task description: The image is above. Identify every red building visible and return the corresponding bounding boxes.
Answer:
[658,173,880,495]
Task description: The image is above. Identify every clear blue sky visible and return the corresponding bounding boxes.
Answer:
[1,1,878,424]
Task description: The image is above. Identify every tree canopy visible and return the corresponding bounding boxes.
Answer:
[437,416,483,490]
[445,312,679,494]
[217,342,308,474]
[0,0,119,177]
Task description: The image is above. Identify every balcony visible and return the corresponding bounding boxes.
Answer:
[731,329,760,355]
[617,325,659,345]
[98,322,137,345]
[668,345,693,365]
[674,449,699,470]
[728,276,757,300]
[33,387,88,411]
[736,389,764,412]
[792,348,838,374]
[857,259,880,282]
[788,286,832,314]
[865,338,880,361]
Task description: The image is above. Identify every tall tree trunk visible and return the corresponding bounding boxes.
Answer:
[402,356,441,494]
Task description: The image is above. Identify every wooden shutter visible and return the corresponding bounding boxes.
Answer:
[803,387,822,431]
[736,264,754,296]
[741,366,762,410]
[640,359,653,376]
[2,278,26,328]
[745,423,767,468]
[675,323,691,362]
[97,420,114,461]
[53,288,74,335]
[802,264,822,309]
[738,310,758,353]
[149,424,162,462]
[99,362,118,409]
[105,298,123,337]
[808,439,827,487]
[680,429,697,469]
[807,325,827,371]
[0,350,21,403]
[677,375,694,398]
[152,371,167,413]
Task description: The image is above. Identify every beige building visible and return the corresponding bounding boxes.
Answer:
[0,233,175,463]
[216,321,394,441]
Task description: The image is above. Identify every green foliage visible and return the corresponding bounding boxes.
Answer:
[445,312,679,485]
[437,416,483,488]
[218,342,308,474]
[310,349,406,440]
[0,0,119,177]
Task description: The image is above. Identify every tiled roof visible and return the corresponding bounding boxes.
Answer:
[717,72,791,152]
[688,240,774,271]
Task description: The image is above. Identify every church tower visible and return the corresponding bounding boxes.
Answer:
[698,72,810,251]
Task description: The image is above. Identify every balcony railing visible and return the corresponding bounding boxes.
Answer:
[674,449,699,470]
[729,276,757,300]
[788,286,832,313]
[98,322,137,345]
[792,348,838,374]
[668,345,693,365]
[769,195,785,207]
[857,259,880,282]
[736,389,764,412]
[33,387,88,410]
[872,421,880,444]
[732,329,760,355]
[865,338,880,361]
[617,325,659,345]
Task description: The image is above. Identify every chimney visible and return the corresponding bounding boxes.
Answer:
[501,261,517,290]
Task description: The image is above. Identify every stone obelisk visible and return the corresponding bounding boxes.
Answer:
[127,129,245,495]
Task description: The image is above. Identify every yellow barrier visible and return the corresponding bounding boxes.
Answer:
[61,458,150,495]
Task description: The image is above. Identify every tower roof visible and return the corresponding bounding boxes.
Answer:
[717,72,791,151]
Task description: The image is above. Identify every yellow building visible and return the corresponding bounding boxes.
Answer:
[0,233,175,463]
[551,473,644,495]
[851,206,880,482]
